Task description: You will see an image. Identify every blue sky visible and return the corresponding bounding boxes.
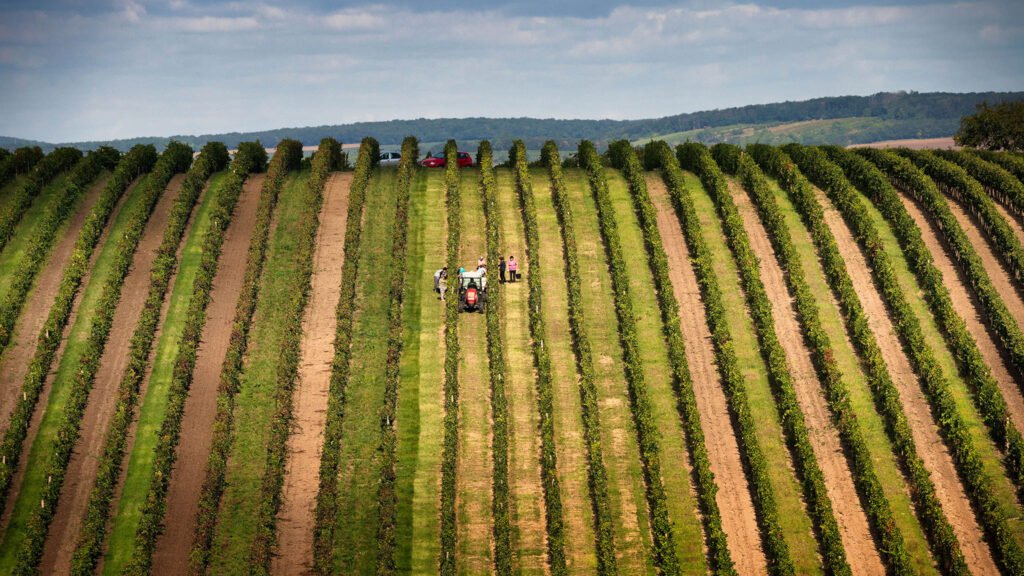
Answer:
[1,0,1022,142]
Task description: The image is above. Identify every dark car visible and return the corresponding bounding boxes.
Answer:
[420,151,474,168]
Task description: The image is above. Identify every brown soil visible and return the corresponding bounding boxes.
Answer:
[900,194,1024,434]
[152,173,265,573]
[729,181,883,575]
[0,178,138,538]
[646,175,767,574]
[852,138,958,150]
[816,186,999,574]
[271,172,352,575]
[0,174,109,431]
[40,174,187,574]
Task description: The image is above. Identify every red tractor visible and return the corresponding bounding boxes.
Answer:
[458,274,487,313]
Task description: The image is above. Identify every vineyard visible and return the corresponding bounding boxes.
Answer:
[1,136,1024,576]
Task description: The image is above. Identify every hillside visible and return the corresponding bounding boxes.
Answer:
[3,91,1020,153]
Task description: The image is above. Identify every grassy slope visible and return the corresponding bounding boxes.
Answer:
[0,174,70,304]
[853,186,1024,544]
[455,168,494,573]
[101,171,227,573]
[402,169,446,573]
[759,175,937,574]
[331,168,398,573]
[564,167,654,574]
[207,171,311,574]
[682,170,824,575]
[0,174,152,570]
[503,169,549,572]
[605,168,706,572]
[528,168,598,571]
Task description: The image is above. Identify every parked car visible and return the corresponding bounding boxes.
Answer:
[420,151,474,168]
[379,151,401,166]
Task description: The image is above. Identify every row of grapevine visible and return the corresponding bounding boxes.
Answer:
[0,144,178,521]
[5,142,195,575]
[376,136,418,575]
[759,143,969,574]
[647,141,796,575]
[0,146,44,189]
[540,141,617,574]
[0,147,83,255]
[854,148,1024,494]
[577,140,681,575]
[189,140,302,574]
[971,149,1024,184]
[0,147,120,353]
[726,143,910,573]
[901,150,1024,297]
[509,140,567,574]
[75,143,263,576]
[246,138,343,574]
[609,140,735,574]
[812,146,1024,574]
[310,137,375,573]
[939,150,1024,222]
[439,139,461,576]
[677,142,851,575]
[478,141,513,574]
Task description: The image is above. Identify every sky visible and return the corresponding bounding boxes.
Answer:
[0,0,1022,142]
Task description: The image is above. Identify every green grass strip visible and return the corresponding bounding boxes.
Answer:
[0,143,192,574]
[0,147,82,255]
[11,143,220,575]
[679,142,852,576]
[756,143,968,575]
[578,141,682,575]
[0,148,119,354]
[376,137,419,575]
[541,142,617,574]
[439,139,461,576]
[612,141,737,574]
[308,138,375,573]
[188,141,301,575]
[716,144,913,573]
[246,139,344,574]
[815,146,1024,574]
[510,141,569,575]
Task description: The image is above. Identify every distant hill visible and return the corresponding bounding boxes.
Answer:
[3,91,1022,153]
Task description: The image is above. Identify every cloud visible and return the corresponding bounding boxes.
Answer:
[323,7,386,30]
[172,15,262,32]
[118,0,146,23]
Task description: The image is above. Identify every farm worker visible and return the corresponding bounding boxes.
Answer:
[507,255,517,283]
[478,255,486,268]
[434,267,447,300]
[498,257,506,283]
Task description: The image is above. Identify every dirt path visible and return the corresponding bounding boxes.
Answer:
[270,172,351,575]
[898,193,1024,433]
[152,174,264,573]
[647,175,767,575]
[816,186,999,574]
[730,180,883,575]
[39,174,187,574]
[456,173,494,574]
[0,174,109,431]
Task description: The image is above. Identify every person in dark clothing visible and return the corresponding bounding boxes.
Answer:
[498,257,507,283]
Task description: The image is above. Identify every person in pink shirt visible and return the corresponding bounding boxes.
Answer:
[507,255,518,283]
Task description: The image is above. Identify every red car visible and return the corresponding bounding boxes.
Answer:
[420,151,474,168]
